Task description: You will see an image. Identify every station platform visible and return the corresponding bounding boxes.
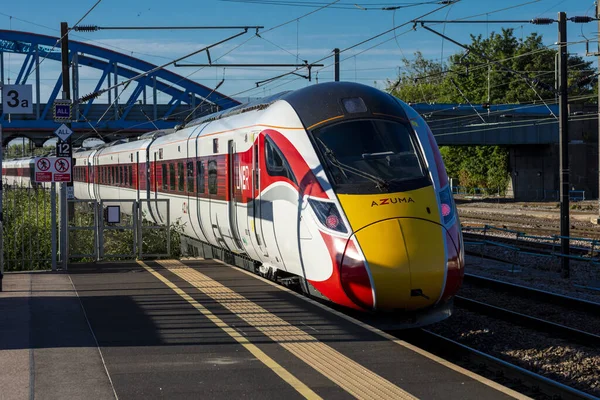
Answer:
[0,259,527,400]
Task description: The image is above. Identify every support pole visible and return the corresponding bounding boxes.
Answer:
[51,183,57,271]
[597,2,600,224]
[60,21,72,270]
[334,48,340,82]
[558,12,570,278]
[0,124,4,291]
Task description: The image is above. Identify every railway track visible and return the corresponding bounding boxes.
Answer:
[454,296,600,348]
[462,232,597,257]
[459,211,600,239]
[390,274,600,398]
[396,329,598,400]
[463,274,600,314]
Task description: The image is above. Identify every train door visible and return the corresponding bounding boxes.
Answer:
[87,158,94,199]
[135,152,140,203]
[92,150,100,200]
[185,131,207,243]
[196,133,218,247]
[252,134,268,257]
[152,151,164,224]
[227,140,244,251]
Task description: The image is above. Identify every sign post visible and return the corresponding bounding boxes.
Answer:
[59,21,73,270]
[0,124,3,290]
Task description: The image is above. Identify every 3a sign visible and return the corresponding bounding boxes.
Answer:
[2,85,33,114]
[34,157,72,183]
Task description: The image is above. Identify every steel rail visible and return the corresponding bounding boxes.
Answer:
[463,274,600,314]
[395,329,598,400]
[454,295,600,348]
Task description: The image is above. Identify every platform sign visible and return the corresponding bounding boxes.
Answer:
[34,157,72,183]
[53,157,71,181]
[53,100,72,122]
[2,85,33,114]
[56,141,71,158]
[35,157,53,182]
[54,124,73,142]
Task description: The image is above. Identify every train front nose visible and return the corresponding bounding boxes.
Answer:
[337,188,452,311]
[348,218,446,311]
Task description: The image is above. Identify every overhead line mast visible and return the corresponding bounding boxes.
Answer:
[414,13,597,278]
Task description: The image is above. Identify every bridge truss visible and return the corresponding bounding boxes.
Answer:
[0,29,240,146]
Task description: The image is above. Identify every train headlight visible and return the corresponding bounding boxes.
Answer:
[439,186,456,225]
[308,198,348,234]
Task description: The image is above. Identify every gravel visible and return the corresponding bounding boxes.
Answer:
[464,254,600,304]
[426,201,600,397]
[427,309,600,396]
[458,283,600,334]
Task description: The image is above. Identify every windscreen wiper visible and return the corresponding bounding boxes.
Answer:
[316,138,390,191]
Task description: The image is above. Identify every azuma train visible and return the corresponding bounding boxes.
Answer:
[3,82,464,326]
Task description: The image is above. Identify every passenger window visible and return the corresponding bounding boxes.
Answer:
[169,164,176,191]
[197,161,205,194]
[129,166,133,186]
[187,161,194,193]
[177,162,184,192]
[265,138,296,183]
[208,160,218,195]
[162,164,168,190]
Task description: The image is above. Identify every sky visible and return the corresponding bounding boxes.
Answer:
[0,0,597,105]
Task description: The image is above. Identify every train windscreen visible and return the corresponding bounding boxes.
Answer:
[312,119,429,193]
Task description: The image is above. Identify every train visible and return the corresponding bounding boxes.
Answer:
[3,82,464,326]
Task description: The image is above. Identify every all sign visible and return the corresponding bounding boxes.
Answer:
[34,157,72,183]
[53,100,72,121]
[54,124,73,142]
[1,85,33,114]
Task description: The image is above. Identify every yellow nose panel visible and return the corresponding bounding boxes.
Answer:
[354,218,445,310]
[399,218,445,309]
[354,219,412,310]
[340,186,446,311]
[337,186,440,232]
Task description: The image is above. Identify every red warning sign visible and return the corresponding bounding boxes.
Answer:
[37,158,51,172]
[34,157,72,183]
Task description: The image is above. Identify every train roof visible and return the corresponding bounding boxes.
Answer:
[186,91,291,129]
[186,82,407,131]
[279,82,408,129]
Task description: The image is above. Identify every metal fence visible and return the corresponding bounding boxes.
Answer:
[463,224,600,270]
[67,198,171,262]
[1,183,57,271]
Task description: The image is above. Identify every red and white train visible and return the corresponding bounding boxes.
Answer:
[3,82,464,325]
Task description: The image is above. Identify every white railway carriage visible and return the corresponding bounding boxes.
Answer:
[39,82,463,324]
[2,158,36,187]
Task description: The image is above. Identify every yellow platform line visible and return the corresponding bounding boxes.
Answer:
[137,261,321,400]
[157,259,418,400]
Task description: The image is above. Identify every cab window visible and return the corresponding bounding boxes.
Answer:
[265,138,296,184]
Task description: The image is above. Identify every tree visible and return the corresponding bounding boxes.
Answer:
[388,29,595,193]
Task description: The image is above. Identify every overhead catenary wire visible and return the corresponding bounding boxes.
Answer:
[216,0,443,10]
[218,0,548,101]
[25,0,103,81]
[72,0,345,140]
